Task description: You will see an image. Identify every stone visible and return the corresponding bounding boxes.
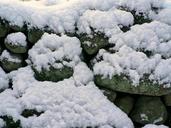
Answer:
[33,65,73,82]
[130,96,168,125]
[4,32,28,54]
[10,25,26,32]
[101,88,117,103]
[164,94,171,106]
[0,45,3,54]
[5,42,28,54]
[95,75,171,96]
[115,95,134,115]
[0,21,9,38]
[0,50,24,72]
[79,33,108,55]
[28,28,44,44]
[131,11,151,24]
[21,109,43,118]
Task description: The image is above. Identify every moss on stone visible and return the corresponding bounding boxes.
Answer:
[4,42,27,54]
[33,65,73,82]
[95,75,171,96]
[28,28,44,44]
[0,54,24,72]
[79,33,108,55]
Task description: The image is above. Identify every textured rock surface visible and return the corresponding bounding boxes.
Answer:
[27,28,44,44]
[164,94,171,106]
[79,33,109,55]
[130,96,168,125]
[95,75,171,96]
[115,95,134,114]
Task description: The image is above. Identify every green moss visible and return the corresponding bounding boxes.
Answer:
[130,96,168,125]
[4,43,27,54]
[28,28,44,44]
[0,54,24,72]
[33,65,73,82]
[79,33,108,55]
[95,75,171,96]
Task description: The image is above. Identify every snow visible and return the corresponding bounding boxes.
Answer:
[0,119,5,128]
[77,9,133,36]
[0,67,9,90]
[155,9,171,25]
[73,62,94,86]
[19,82,133,128]
[6,65,134,128]
[93,46,171,87]
[0,0,164,33]
[0,50,22,63]
[110,21,171,58]
[28,33,82,72]
[5,32,27,47]
[115,0,164,13]
[165,0,171,8]
[143,124,169,128]
[0,0,170,127]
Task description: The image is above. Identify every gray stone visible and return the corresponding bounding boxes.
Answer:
[115,95,134,115]
[101,88,117,103]
[164,94,171,106]
[130,96,168,125]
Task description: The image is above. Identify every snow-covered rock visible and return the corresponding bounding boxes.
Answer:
[7,65,134,128]
[0,0,164,33]
[5,32,28,53]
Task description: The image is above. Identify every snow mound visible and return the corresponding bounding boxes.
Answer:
[5,32,27,46]
[28,33,82,72]
[19,82,133,128]
[0,0,164,33]
[77,9,133,36]
[6,65,134,128]
[93,46,171,87]
[110,21,171,58]
[155,9,171,25]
